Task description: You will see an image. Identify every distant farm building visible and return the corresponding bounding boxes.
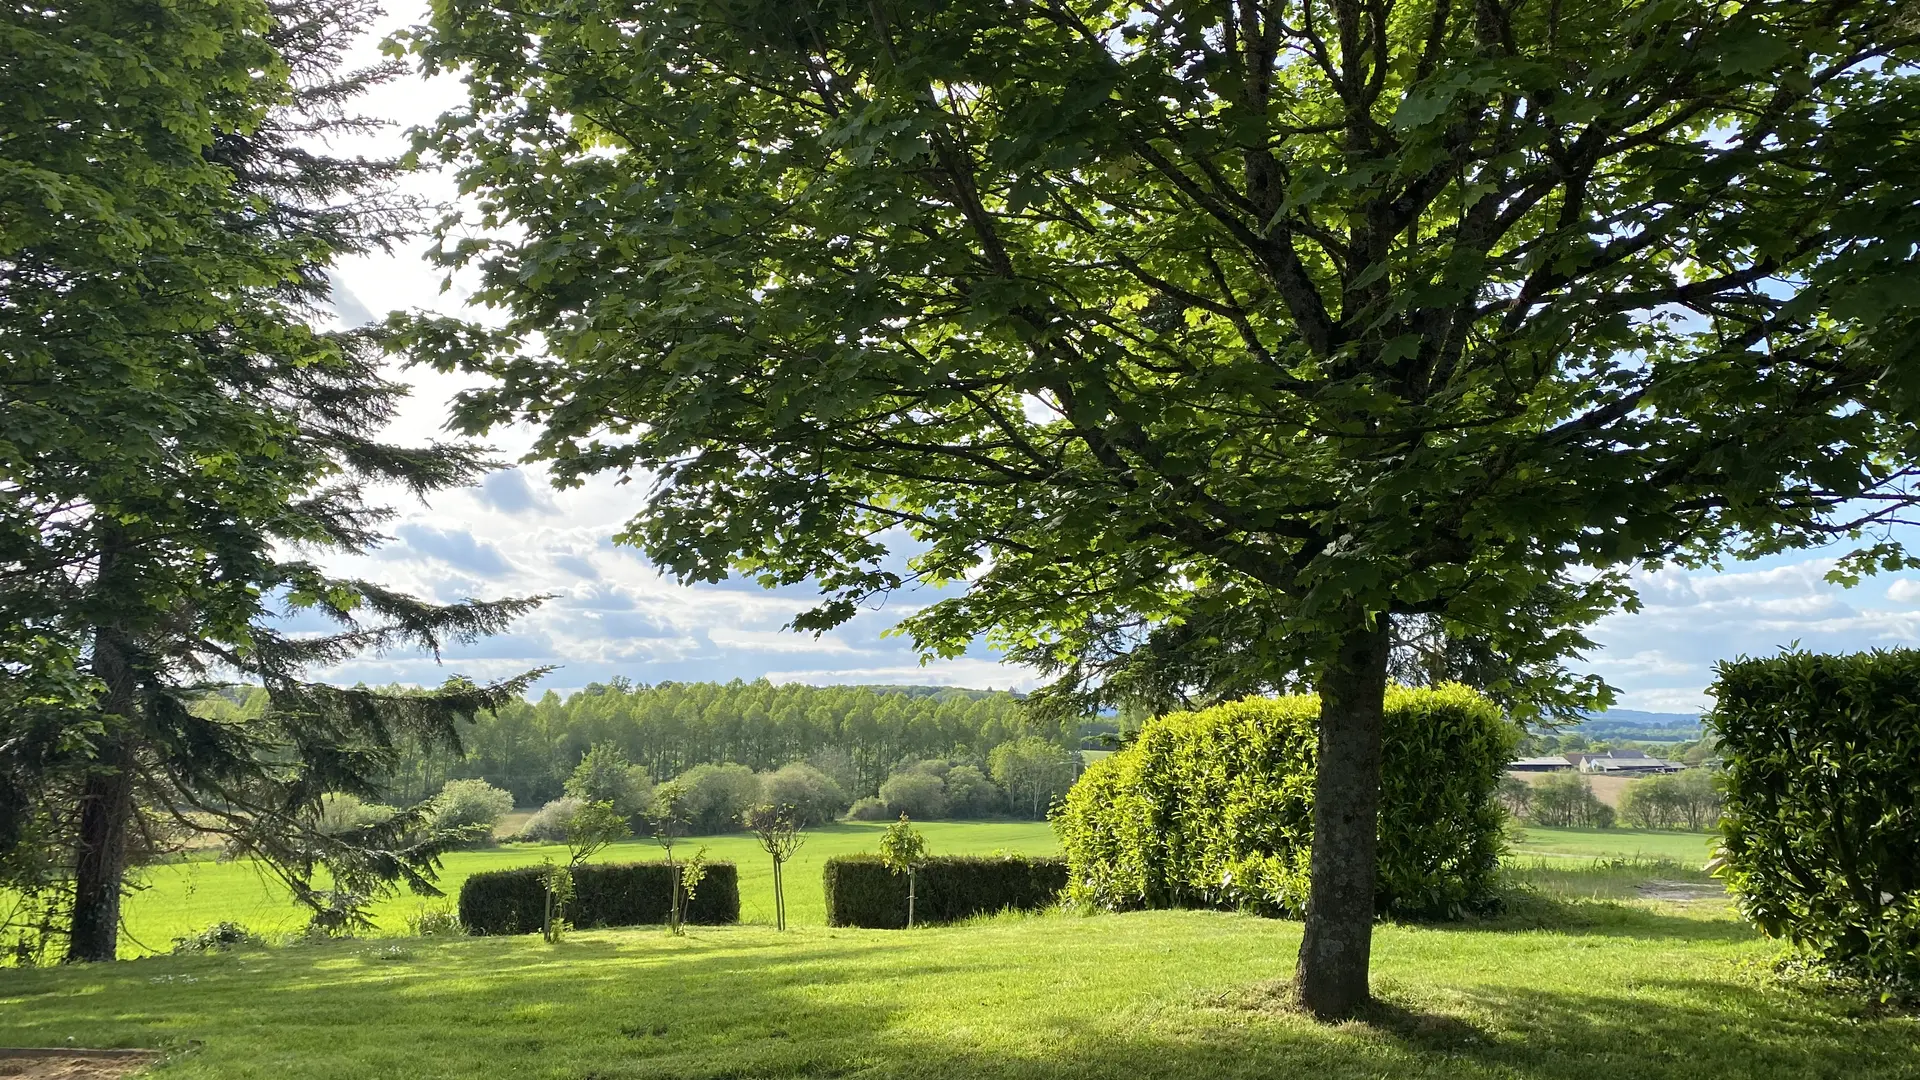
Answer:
[1581,749,1685,774]
[1509,755,1575,772]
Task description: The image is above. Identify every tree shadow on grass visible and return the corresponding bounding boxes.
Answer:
[1436,893,1759,943]
[927,976,1918,1080]
[4,923,1909,1080]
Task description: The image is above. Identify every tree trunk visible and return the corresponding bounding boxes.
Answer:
[65,624,139,964]
[1291,614,1392,1019]
[772,856,784,931]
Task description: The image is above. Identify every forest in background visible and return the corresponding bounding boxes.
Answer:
[204,680,1061,807]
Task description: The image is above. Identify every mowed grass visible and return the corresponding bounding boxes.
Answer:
[116,821,1060,956]
[4,881,1915,1080]
[1509,825,1717,864]
[115,823,1720,956]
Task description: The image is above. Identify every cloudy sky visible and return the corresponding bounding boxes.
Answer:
[307,7,1920,715]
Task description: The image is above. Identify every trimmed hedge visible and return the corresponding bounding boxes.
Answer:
[459,861,739,936]
[1056,684,1515,919]
[1709,650,1920,992]
[823,854,1068,929]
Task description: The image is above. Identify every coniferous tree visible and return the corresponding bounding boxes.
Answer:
[0,0,542,962]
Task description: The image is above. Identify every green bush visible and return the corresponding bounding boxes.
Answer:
[1709,650,1920,994]
[943,764,1005,817]
[1056,685,1515,919]
[1618,771,1721,831]
[673,762,759,832]
[432,779,515,840]
[879,770,947,819]
[823,854,1067,929]
[315,793,397,836]
[1529,771,1615,828]
[459,861,740,935]
[517,796,583,842]
[846,796,890,821]
[757,762,848,825]
[172,921,264,953]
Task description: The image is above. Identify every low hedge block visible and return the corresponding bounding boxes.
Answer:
[459,861,739,936]
[823,854,1068,929]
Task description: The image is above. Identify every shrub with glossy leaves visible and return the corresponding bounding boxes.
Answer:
[1056,685,1515,919]
[1709,650,1920,995]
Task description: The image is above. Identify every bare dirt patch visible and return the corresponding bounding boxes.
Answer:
[0,1049,156,1080]
[1637,880,1726,903]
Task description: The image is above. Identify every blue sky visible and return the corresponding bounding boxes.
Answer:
[310,9,1920,714]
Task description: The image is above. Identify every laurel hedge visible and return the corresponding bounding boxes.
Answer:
[1056,684,1516,919]
[459,861,739,935]
[1710,650,1920,993]
[823,854,1068,929]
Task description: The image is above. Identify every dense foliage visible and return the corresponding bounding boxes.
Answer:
[1,0,539,963]
[403,0,1920,1016]
[1526,773,1617,829]
[1059,687,1514,919]
[373,681,1042,805]
[1618,772,1722,832]
[459,861,740,936]
[823,854,1067,929]
[1709,651,1920,995]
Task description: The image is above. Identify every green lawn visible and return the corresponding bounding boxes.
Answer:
[118,821,1061,956]
[1509,826,1717,865]
[114,822,1723,957]
[4,870,1913,1080]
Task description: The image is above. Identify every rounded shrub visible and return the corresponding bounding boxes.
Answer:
[433,778,515,840]
[943,764,1005,817]
[1056,684,1516,919]
[517,796,584,842]
[757,762,848,825]
[879,770,948,819]
[847,796,890,821]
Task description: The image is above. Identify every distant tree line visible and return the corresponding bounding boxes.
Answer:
[205,680,1071,814]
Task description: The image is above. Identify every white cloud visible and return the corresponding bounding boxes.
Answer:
[299,8,1920,709]
[764,659,1044,692]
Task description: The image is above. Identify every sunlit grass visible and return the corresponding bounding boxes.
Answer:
[3,872,1912,1080]
[1508,825,1717,864]
[117,820,1062,954]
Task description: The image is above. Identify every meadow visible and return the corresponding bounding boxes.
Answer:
[6,875,1915,1079]
[114,821,1064,955]
[12,822,1913,1079]
[106,822,1724,956]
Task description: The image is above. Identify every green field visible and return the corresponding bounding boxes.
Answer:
[5,876,1913,1080]
[109,822,1722,957]
[1508,826,1718,864]
[116,821,1061,956]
